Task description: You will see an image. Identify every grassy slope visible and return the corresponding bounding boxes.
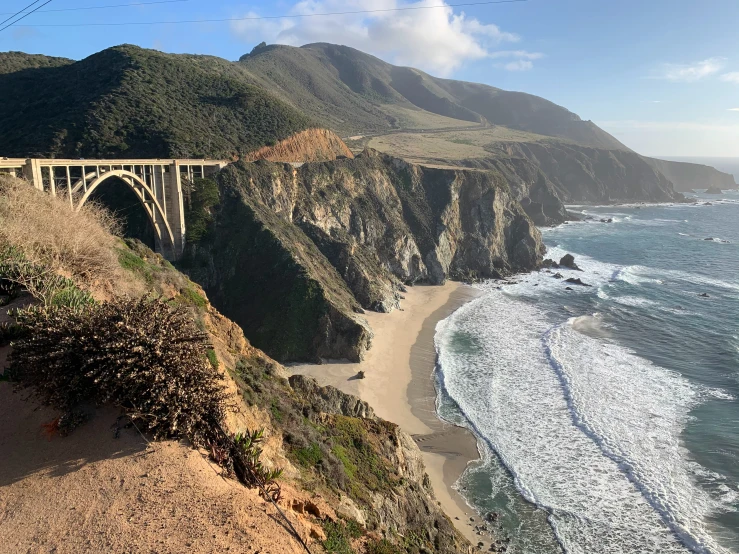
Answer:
[239,42,628,150]
[0,46,312,159]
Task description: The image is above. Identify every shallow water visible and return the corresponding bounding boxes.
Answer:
[435,192,739,553]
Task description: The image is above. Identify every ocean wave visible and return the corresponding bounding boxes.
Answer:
[610,295,658,307]
[436,293,709,553]
[546,319,733,554]
[645,267,739,293]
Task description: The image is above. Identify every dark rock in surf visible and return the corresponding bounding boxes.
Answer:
[699,293,710,298]
[559,254,581,270]
[552,272,564,279]
[565,277,591,287]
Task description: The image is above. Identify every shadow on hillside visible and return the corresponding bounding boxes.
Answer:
[0,379,147,488]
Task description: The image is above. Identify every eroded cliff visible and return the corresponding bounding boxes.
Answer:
[485,141,684,204]
[182,149,544,362]
[242,128,354,163]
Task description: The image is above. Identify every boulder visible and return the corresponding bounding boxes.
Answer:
[559,254,581,271]
[564,277,591,287]
[552,272,564,279]
[705,186,723,194]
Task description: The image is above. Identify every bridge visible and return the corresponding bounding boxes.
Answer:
[0,157,228,260]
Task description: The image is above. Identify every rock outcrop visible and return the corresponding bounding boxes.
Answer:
[182,149,544,362]
[486,142,684,204]
[285,376,470,553]
[645,157,737,192]
[242,128,354,163]
[705,185,723,194]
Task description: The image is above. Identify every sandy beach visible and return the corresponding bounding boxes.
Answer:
[291,281,487,545]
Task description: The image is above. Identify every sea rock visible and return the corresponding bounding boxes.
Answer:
[565,277,591,287]
[552,272,564,279]
[699,293,710,298]
[705,186,723,194]
[541,258,559,269]
[559,254,581,271]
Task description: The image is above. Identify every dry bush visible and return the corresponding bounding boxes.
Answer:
[8,298,225,445]
[0,175,121,296]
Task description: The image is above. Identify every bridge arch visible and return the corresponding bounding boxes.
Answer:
[76,169,176,258]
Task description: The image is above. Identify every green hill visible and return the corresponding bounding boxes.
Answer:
[0,51,73,75]
[0,45,313,159]
[238,42,628,150]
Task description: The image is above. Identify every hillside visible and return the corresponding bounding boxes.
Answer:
[238,42,629,151]
[0,51,73,75]
[0,45,313,159]
[0,175,473,554]
[645,157,737,192]
[0,42,723,199]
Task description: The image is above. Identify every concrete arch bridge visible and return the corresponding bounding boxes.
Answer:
[0,158,228,260]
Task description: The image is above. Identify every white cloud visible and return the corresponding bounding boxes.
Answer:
[729,108,739,112]
[656,57,725,82]
[231,0,527,76]
[489,50,543,60]
[502,60,533,71]
[720,72,739,83]
[489,50,543,71]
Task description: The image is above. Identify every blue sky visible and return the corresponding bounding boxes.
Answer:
[2,0,739,156]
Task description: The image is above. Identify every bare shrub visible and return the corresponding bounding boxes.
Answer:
[0,175,121,296]
[8,298,225,445]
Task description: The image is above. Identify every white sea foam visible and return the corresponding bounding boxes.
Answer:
[610,295,658,307]
[436,291,734,554]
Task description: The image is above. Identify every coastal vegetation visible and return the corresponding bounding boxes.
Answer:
[0,173,471,553]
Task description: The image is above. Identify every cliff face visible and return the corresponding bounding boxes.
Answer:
[486,142,683,203]
[645,157,737,192]
[242,128,354,163]
[182,150,544,362]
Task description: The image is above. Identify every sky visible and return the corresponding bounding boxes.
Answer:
[2,0,739,157]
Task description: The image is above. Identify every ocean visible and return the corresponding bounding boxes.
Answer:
[434,190,739,553]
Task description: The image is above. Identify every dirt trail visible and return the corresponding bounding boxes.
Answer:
[0,321,322,554]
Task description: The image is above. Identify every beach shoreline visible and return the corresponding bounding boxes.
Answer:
[290,281,486,545]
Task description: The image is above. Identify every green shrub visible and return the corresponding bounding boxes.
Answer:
[185,178,220,243]
[366,539,403,554]
[321,520,356,554]
[295,442,323,467]
[0,245,95,310]
[176,285,208,309]
[206,348,219,369]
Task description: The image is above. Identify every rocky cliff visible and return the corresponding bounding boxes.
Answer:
[485,142,684,204]
[645,157,737,192]
[181,149,544,362]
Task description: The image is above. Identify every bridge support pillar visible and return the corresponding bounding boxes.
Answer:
[23,159,44,191]
[164,162,187,259]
